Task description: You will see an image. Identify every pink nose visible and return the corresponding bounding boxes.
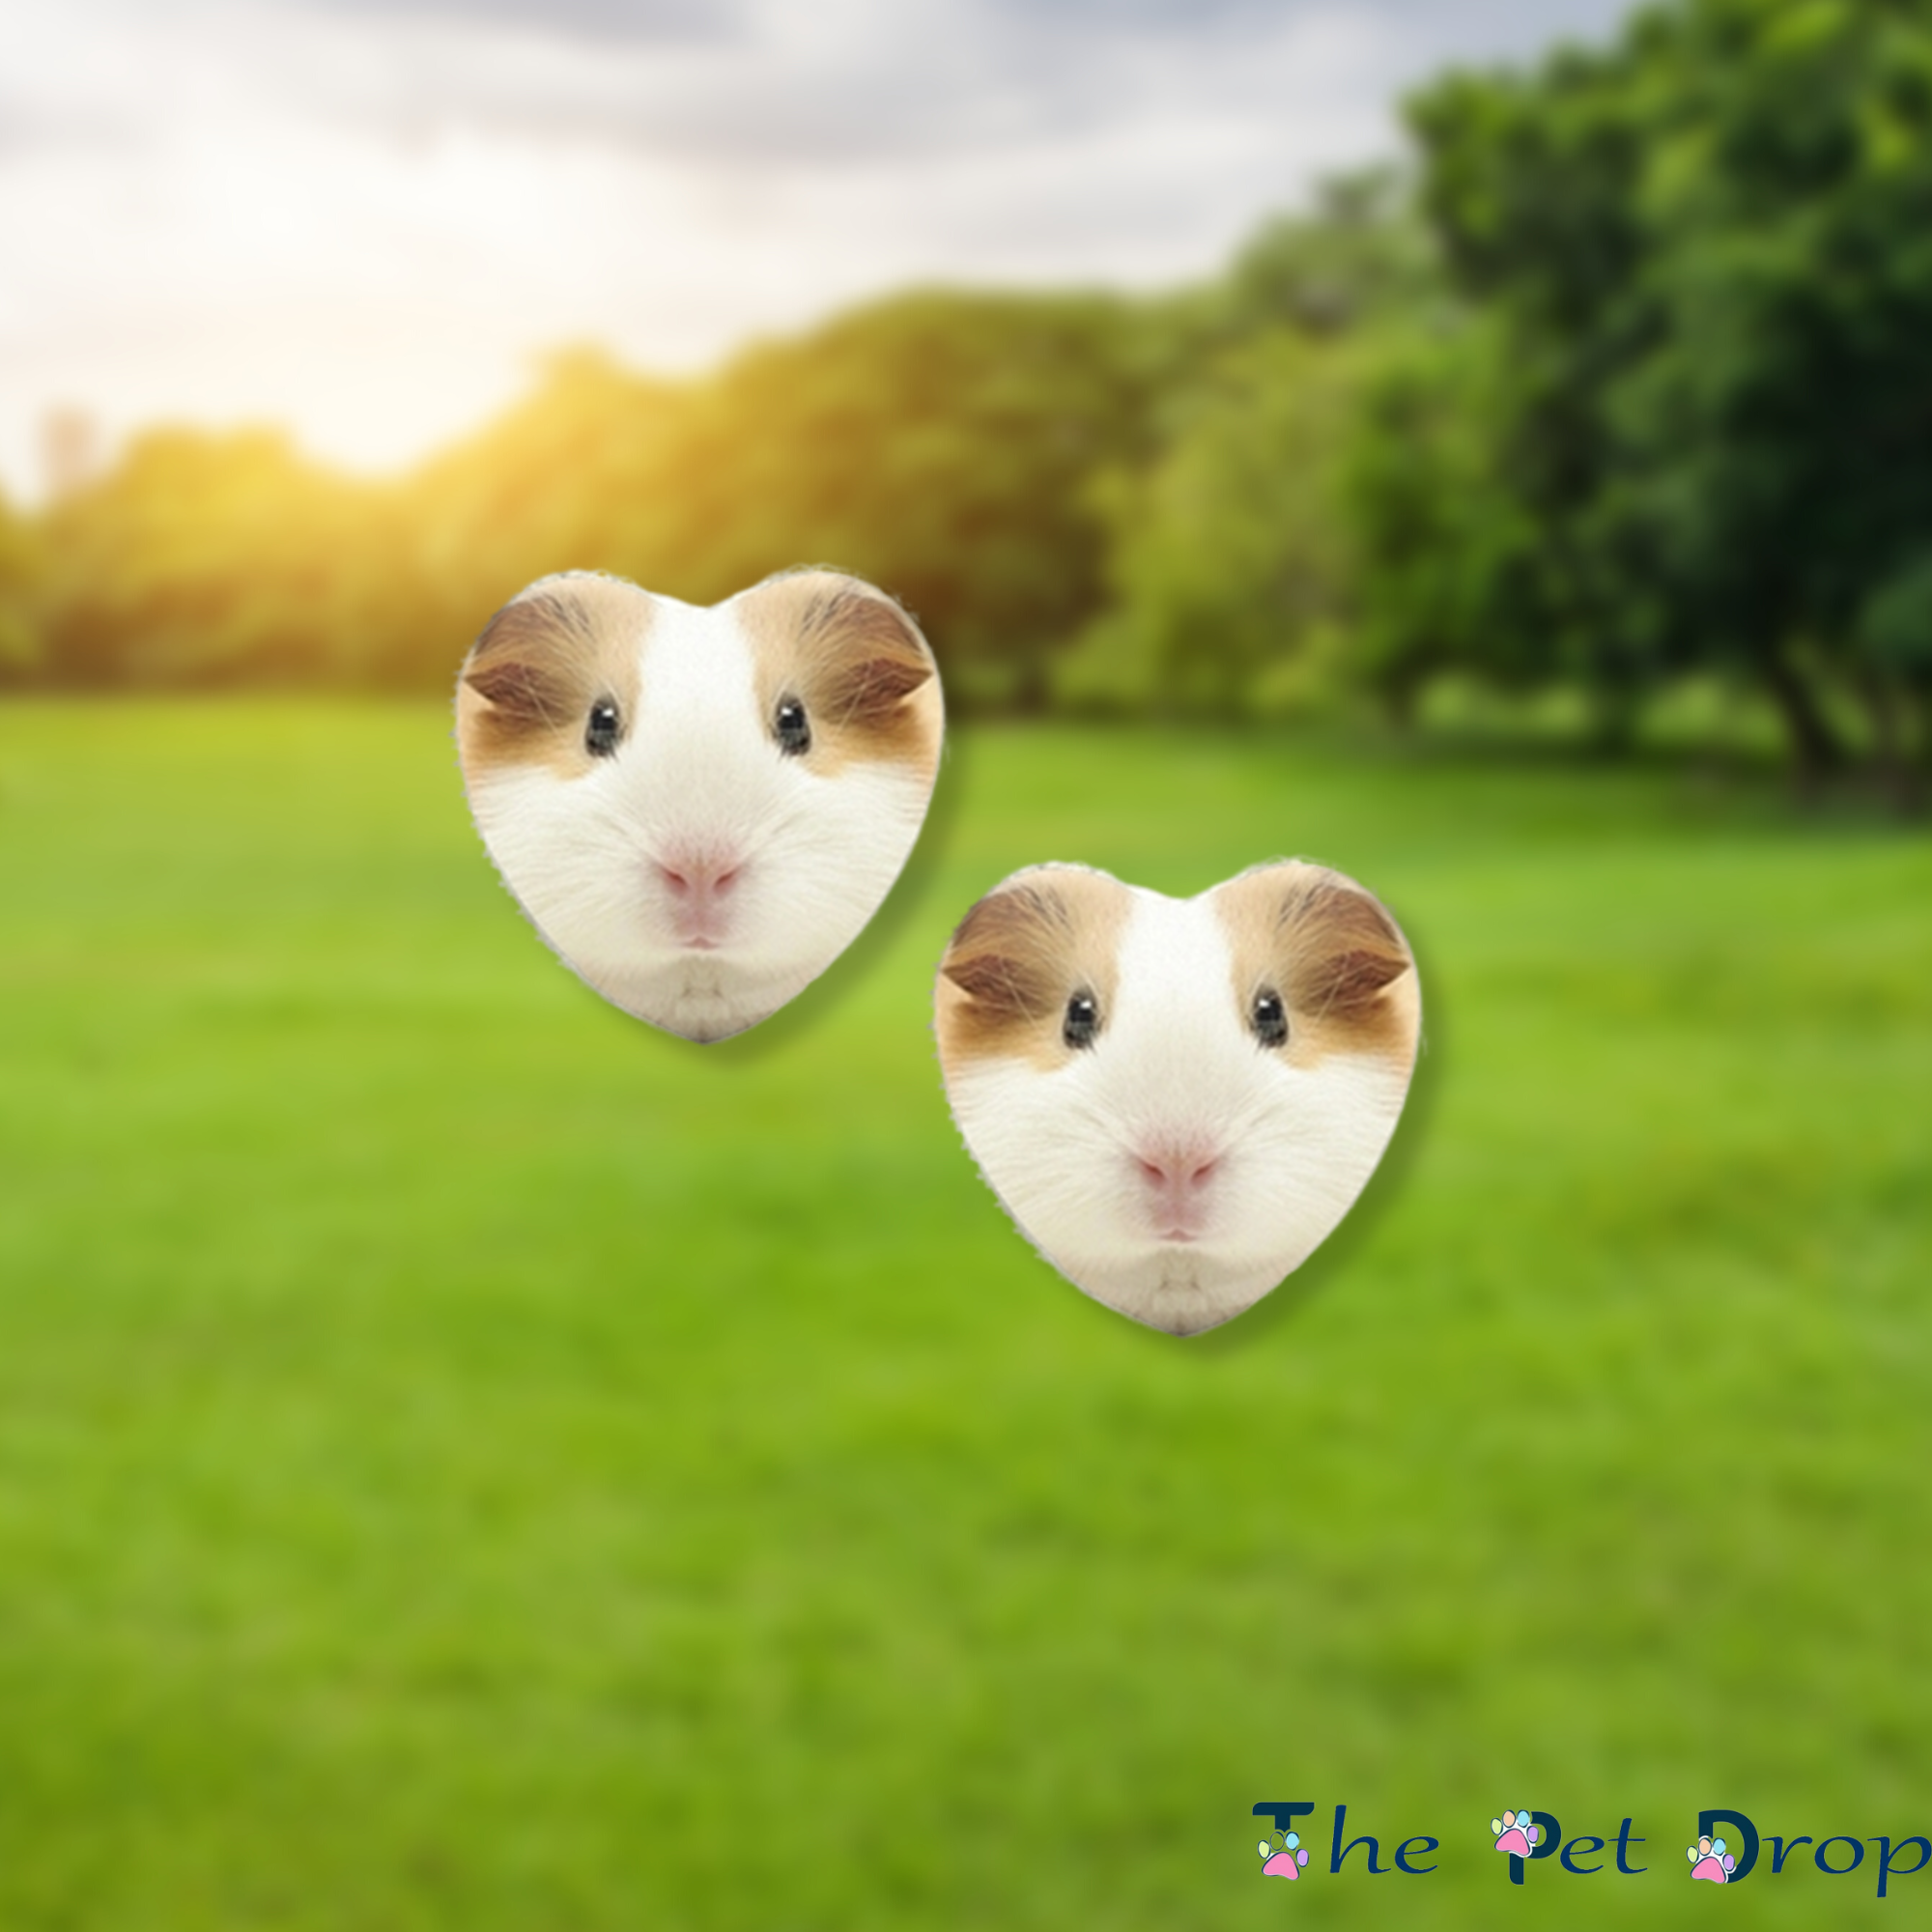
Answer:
[657,856,743,906]
[1135,1150,1221,1194]
[1134,1146,1221,1237]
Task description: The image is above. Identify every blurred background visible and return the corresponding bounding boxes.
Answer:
[1,1,1928,1926]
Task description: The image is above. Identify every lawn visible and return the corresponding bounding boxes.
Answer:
[0,700,1926,1928]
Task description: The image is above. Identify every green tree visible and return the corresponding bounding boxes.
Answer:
[27,292,1157,704]
[1069,172,1439,720]
[1346,319,1554,724]
[1065,330,1363,719]
[1404,0,1932,783]
[0,490,43,679]
[419,295,1161,712]
[1214,166,1442,342]
[42,429,431,691]
[408,348,692,662]
[691,290,1163,712]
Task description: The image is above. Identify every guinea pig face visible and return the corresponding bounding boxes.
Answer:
[457,568,943,1041]
[935,862,1420,1335]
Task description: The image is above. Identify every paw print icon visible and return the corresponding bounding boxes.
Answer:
[1258,1830,1310,1878]
[1492,1810,1540,1859]
[1689,1834,1737,1883]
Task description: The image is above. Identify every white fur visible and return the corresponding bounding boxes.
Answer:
[466,589,935,1041]
[944,885,1413,1335]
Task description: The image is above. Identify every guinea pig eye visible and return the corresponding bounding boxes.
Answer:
[1063,990,1100,1051]
[774,696,811,757]
[1251,988,1290,1049]
[585,698,622,757]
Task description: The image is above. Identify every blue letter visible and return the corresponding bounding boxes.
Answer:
[1254,1803,1315,1835]
[1875,1838,1930,1900]
[1816,1836,1865,1875]
[1329,1805,1390,1875]
[1771,1836,1812,1873]
[1699,1808,1760,1884]
[1562,1834,1605,1874]
[1615,1819,1646,1874]
[1395,1836,1438,1875]
[1508,1812,1562,1887]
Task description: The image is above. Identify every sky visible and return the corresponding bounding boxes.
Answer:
[0,0,1638,501]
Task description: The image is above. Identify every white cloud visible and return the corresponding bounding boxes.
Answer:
[0,0,1636,500]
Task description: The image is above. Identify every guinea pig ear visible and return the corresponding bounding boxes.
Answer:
[462,591,596,722]
[1216,861,1415,1056]
[457,576,646,775]
[800,580,935,725]
[935,867,1128,1069]
[1278,870,1412,1021]
[738,570,941,770]
[939,881,1071,1023]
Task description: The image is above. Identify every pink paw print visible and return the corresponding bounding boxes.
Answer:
[1689,1834,1737,1884]
[1492,1809,1540,1859]
[1258,1829,1310,1878]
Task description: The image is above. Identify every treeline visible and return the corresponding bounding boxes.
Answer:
[3,0,1929,786]
[3,292,1176,716]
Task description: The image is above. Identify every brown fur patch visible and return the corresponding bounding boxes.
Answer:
[457,575,647,781]
[1213,862,1419,1070]
[936,867,1130,1073]
[736,570,942,778]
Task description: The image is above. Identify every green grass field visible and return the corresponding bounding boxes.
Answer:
[0,700,1927,1928]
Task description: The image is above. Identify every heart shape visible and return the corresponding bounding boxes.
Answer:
[458,568,943,1041]
[935,861,1420,1334]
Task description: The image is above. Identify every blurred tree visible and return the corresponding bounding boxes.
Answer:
[681,290,1163,712]
[1403,0,1932,784]
[1346,320,1552,724]
[1065,330,1362,719]
[26,294,1156,706]
[1068,172,1439,719]
[40,408,103,502]
[0,491,43,679]
[419,295,1161,712]
[408,348,691,668]
[42,429,432,691]
[1215,166,1442,342]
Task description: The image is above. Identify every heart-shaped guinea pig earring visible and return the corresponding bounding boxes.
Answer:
[458,567,943,1042]
[934,861,1420,1335]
